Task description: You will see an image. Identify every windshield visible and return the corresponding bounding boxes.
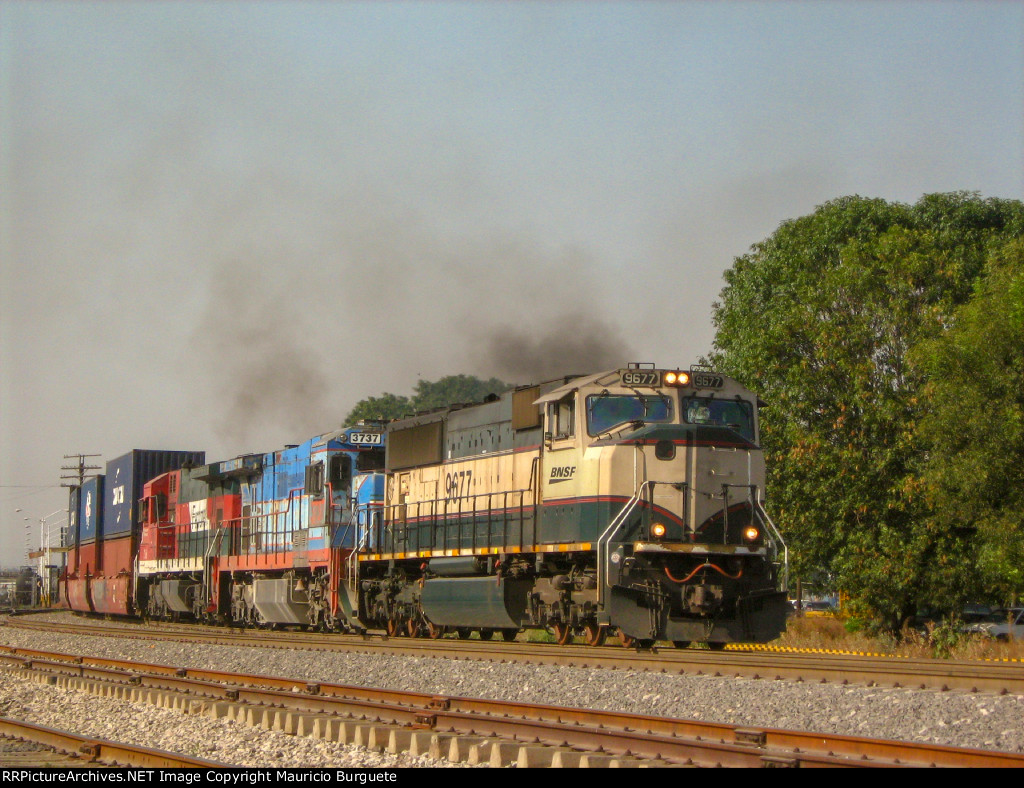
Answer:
[683,397,756,442]
[983,608,1024,624]
[587,394,672,436]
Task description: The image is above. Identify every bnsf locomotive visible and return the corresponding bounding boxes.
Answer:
[60,365,789,648]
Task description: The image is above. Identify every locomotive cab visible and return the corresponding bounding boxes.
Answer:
[535,365,789,646]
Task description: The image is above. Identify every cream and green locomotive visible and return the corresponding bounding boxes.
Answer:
[350,364,789,647]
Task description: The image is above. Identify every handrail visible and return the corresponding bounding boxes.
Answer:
[352,485,536,556]
[597,479,655,605]
[199,526,226,616]
[753,498,789,592]
[719,483,788,593]
[346,504,382,599]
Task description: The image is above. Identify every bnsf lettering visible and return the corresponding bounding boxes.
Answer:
[112,486,125,505]
[550,466,576,479]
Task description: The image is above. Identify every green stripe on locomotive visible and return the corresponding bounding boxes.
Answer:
[386,498,639,553]
[386,496,755,554]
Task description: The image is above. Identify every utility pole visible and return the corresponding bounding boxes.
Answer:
[61,454,101,490]
[61,454,100,548]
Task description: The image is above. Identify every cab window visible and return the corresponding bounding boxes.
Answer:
[547,395,576,441]
[329,454,353,492]
[305,462,325,496]
[355,447,386,472]
[587,394,672,436]
[683,397,755,442]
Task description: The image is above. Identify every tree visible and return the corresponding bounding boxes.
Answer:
[343,392,412,425]
[409,375,509,411]
[343,375,510,426]
[914,238,1024,604]
[709,192,1024,632]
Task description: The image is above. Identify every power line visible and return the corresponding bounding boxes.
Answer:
[60,454,102,489]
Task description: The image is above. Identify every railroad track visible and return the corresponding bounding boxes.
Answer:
[5,615,1024,695]
[2,645,1022,768]
[0,716,227,768]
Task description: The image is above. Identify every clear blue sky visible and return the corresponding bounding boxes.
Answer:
[2,1,1022,564]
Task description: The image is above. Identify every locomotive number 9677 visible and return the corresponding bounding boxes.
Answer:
[445,470,473,502]
[620,370,661,387]
[692,372,725,389]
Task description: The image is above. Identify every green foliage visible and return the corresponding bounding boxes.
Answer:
[343,392,413,424]
[927,620,967,660]
[409,375,510,412]
[710,192,1024,632]
[914,238,1024,603]
[343,375,510,426]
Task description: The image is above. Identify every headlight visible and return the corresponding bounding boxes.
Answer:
[651,522,667,539]
[664,371,691,386]
[743,526,759,542]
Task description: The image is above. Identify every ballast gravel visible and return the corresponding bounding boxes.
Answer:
[0,672,437,769]
[1,613,1022,767]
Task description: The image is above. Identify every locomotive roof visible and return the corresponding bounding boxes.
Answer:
[533,370,617,405]
[532,366,755,406]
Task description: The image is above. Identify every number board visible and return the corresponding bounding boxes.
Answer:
[348,432,383,445]
[692,372,725,389]
[620,370,661,387]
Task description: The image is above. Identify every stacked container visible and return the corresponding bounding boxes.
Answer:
[65,449,204,616]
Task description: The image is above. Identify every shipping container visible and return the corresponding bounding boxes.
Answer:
[66,486,80,548]
[103,450,205,537]
[78,476,105,543]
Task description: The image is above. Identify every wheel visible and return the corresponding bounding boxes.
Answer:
[478,629,494,641]
[584,622,607,647]
[427,621,445,639]
[501,629,518,642]
[553,622,573,646]
[386,618,400,638]
[456,627,472,640]
[672,640,691,649]
[618,631,635,648]
[407,619,420,638]
[706,641,727,651]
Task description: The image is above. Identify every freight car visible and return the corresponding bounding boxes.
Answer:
[61,364,789,648]
[62,450,206,616]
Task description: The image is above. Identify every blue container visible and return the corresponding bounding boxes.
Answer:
[103,450,206,537]
[66,487,80,547]
[79,476,105,543]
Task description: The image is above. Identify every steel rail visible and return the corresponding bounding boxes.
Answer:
[6,616,1023,694]
[4,648,1022,768]
[0,717,228,768]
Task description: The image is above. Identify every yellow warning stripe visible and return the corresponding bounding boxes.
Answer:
[358,543,593,562]
[724,644,1023,662]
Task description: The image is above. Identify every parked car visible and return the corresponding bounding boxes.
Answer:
[961,604,997,623]
[788,599,836,617]
[962,608,1024,641]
